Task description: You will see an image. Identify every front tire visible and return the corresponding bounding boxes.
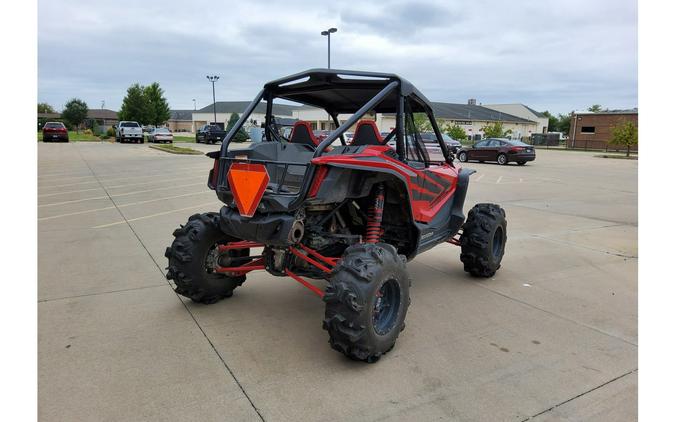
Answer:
[165,212,250,304]
[497,154,508,165]
[458,151,468,162]
[460,204,507,277]
[323,243,411,363]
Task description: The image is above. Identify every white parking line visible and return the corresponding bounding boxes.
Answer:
[39,182,205,207]
[38,175,204,198]
[496,176,503,184]
[38,164,207,185]
[475,174,485,182]
[38,166,208,190]
[38,191,212,221]
[92,201,221,229]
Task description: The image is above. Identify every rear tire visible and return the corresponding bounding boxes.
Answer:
[323,243,410,363]
[165,212,250,304]
[460,204,507,277]
[458,151,468,162]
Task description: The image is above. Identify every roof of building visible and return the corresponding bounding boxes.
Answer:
[572,108,638,115]
[482,103,547,120]
[429,103,534,123]
[198,101,296,116]
[86,109,119,120]
[169,110,193,121]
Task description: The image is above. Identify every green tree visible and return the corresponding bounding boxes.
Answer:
[609,120,638,157]
[542,111,560,132]
[481,121,512,138]
[144,82,171,126]
[588,104,603,112]
[38,103,55,113]
[61,98,88,132]
[118,83,150,124]
[226,113,249,142]
[412,113,433,132]
[557,113,572,135]
[444,123,467,141]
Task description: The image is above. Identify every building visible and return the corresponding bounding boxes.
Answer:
[190,100,541,141]
[292,102,537,141]
[569,110,638,150]
[37,109,119,131]
[192,101,295,130]
[85,109,119,131]
[167,110,194,133]
[482,103,550,134]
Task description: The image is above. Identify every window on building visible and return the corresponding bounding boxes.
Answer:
[581,126,595,134]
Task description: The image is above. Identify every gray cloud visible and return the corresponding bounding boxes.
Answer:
[38,0,637,114]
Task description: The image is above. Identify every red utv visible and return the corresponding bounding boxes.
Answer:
[165,69,507,362]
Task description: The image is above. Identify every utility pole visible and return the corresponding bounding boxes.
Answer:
[321,28,338,69]
[206,75,219,125]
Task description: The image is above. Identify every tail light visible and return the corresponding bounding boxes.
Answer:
[509,147,525,152]
[308,166,328,198]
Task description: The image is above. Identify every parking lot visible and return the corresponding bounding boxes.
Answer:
[38,141,637,421]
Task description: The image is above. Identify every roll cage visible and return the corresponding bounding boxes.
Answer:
[214,69,453,208]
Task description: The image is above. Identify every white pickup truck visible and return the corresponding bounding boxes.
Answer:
[115,121,144,143]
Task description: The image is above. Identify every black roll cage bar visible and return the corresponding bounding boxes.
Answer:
[215,71,453,209]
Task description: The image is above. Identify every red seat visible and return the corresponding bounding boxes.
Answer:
[350,120,384,146]
[289,121,319,147]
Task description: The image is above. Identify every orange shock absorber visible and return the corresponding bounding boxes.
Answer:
[365,184,385,243]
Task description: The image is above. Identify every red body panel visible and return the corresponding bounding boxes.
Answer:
[312,146,461,223]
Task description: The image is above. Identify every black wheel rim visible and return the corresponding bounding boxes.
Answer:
[372,279,401,335]
[205,242,248,276]
[492,226,504,259]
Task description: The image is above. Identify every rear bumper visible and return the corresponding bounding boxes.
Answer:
[43,132,68,140]
[219,206,297,247]
[508,152,536,162]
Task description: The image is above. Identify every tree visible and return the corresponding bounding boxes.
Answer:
[413,113,433,132]
[61,98,88,132]
[557,113,572,135]
[542,111,560,133]
[118,83,150,124]
[444,123,467,141]
[226,113,249,142]
[144,82,171,126]
[588,104,603,112]
[609,120,638,157]
[38,103,55,114]
[481,121,512,138]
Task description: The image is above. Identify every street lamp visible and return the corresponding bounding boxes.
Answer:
[206,75,219,125]
[320,27,337,69]
[192,99,196,111]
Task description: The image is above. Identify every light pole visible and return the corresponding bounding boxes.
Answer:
[206,75,219,125]
[321,27,337,69]
[192,99,196,111]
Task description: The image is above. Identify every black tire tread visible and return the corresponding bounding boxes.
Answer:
[165,212,246,304]
[323,243,410,363]
[460,203,507,277]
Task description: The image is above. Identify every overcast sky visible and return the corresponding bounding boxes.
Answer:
[38,0,637,115]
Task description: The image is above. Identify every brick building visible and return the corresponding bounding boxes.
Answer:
[569,110,638,151]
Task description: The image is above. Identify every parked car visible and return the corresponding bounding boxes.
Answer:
[115,121,144,143]
[146,127,174,143]
[196,124,227,144]
[457,138,536,165]
[42,121,68,142]
[420,132,462,154]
